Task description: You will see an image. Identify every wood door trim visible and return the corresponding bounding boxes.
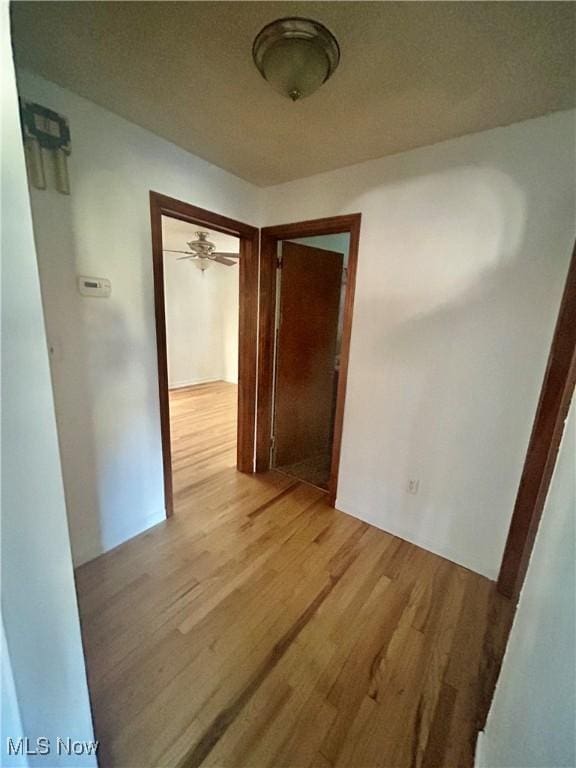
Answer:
[150,191,259,517]
[497,241,576,598]
[256,213,362,506]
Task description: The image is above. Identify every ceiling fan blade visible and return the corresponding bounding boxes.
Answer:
[212,255,238,266]
[164,249,196,255]
[176,255,196,261]
[212,252,239,259]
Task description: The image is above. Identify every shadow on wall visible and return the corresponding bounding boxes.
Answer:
[30,171,104,566]
[336,159,572,577]
[78,171,164,564]
[15,67,262,571]
[32,161,163,566]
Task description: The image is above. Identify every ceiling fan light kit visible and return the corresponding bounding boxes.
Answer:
[253,17,340,101]
[163,231,240,272]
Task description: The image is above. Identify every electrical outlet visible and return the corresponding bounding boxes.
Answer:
[407,479,419,495]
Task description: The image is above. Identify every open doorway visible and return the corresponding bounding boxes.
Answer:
[162,218,240,496]
[271,235,350,490]
[150,192,259,517]
[257,214,361,505]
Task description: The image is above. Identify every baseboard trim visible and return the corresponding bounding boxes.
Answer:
[169,377,222,390]
[73,507,166,568]
[334,496,496,580]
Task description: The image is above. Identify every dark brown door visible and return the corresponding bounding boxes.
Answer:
[272,241,343,486]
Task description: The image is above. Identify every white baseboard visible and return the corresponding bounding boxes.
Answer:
[169,376,222,390]
[334,495,496,580]
[72,507,166,568]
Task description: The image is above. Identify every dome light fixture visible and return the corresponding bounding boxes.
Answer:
[252,17,340,102]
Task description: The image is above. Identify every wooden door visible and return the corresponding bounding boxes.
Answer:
[272,241,344,476]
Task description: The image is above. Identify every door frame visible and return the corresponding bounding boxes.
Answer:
[149,191,259,517]
[256,213,362,505]
[497,241,576,598]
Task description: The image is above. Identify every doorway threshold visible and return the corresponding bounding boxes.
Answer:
[272,466,329,494]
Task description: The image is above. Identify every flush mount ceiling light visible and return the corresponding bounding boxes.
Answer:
[253,17,340,102]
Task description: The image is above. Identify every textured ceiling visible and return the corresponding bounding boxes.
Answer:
[11,1,576,187]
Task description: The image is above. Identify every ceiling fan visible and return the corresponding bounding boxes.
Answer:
[163,231,239,271]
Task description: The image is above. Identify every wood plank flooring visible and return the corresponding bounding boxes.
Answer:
[275,450,332,490]
[75,381,514,768]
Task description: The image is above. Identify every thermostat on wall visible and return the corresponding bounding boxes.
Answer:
[77,276,111,297]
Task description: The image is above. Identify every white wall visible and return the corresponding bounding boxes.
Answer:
[163,219,239,388]
[478,401,575,768]
[15,70,261,566]
[1,11,95,764]
[16,67,575,580]
[220,263,240,385]
[1,621,27,768]
[263,110,575,578]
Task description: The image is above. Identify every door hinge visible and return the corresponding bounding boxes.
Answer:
[270,434,276,449]
[276,254,283,269]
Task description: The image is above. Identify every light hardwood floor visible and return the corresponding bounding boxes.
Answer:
[75,381,514,768]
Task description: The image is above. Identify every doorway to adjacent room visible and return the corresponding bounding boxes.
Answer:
[162,218,241,500]
[257,214,361,504]
[150,192,259,517]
